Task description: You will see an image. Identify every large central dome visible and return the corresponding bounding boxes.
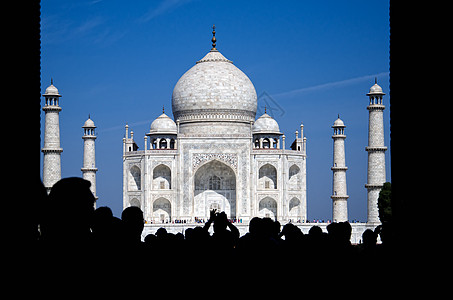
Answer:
[171,48,257,125]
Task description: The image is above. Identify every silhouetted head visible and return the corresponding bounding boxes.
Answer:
[41,177,95,243]
[261,218,274,237]
[249,217,262,235]
[327,221,352,245]
[121,206,144,241]
[281,223,302,240]
[191,226,210,243]
[340,221,352,241]
[362,229,377,247]
[308,225,323,237]
[144,233,156,245]
[92,206,113,236]
[156,227,168,239]
[185,228,194,241]
[326,222,338,236]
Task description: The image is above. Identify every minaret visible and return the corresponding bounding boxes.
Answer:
[331,115,348,222]
[42,79,63,194]
[365,79,387,225]
[82,116,98,206]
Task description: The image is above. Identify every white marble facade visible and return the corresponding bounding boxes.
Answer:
[123,47,307,223]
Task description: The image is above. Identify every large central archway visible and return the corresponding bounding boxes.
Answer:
[194,160,236,219]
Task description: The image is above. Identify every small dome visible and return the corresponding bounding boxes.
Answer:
[43,84,61,97]
[252,113,281,134]
[332,116,345,128]
[149,113,177,134]
[83,118,96,128]
[367,82,385,96]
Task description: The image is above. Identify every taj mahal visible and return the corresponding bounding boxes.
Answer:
[41,27,387,242]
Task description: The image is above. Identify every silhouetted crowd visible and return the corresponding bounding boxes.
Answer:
[22,177,400,278]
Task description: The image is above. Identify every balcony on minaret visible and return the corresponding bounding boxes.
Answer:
[366,79,386,110]
[82,117,96,138]
[43,79,62,111]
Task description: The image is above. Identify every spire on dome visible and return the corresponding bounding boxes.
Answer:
[211,24,217,51]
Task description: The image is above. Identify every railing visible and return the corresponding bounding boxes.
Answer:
[124,149,178,156]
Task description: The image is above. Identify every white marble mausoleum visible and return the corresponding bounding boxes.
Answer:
[122,33,307,224]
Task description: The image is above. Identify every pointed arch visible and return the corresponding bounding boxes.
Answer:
[258,163,277,189]
[153,197,171,223]
[258,197,277,220]
[288,164,300,190]
[129,166,141,190]
[194,160,236,219]
[288,197,300,217]
[153,164,171,189]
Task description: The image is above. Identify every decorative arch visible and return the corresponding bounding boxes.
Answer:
[258,163,277,189]
[258,197,277,220]
[153,197,171,223]
[288,197,301,218]
[129,165,141,191]
[153,164,171,189]
[159,139,167,149]
[194,160,236,219]
[288,164,300,190]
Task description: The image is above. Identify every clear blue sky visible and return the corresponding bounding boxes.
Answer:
[40,0,390,221]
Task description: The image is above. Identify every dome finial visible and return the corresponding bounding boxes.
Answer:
[211,24,217,51]
[51,77,53,85]
[163,105,165,114]
[375,77,377,84]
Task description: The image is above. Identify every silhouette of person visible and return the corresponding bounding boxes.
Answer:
[40,177,95,246]
[360,228,378,260]
[121,206,144,245]
[92,206,115,247]
[236,217,279,268]
[204,210,239,252]
[37,177,96,273]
